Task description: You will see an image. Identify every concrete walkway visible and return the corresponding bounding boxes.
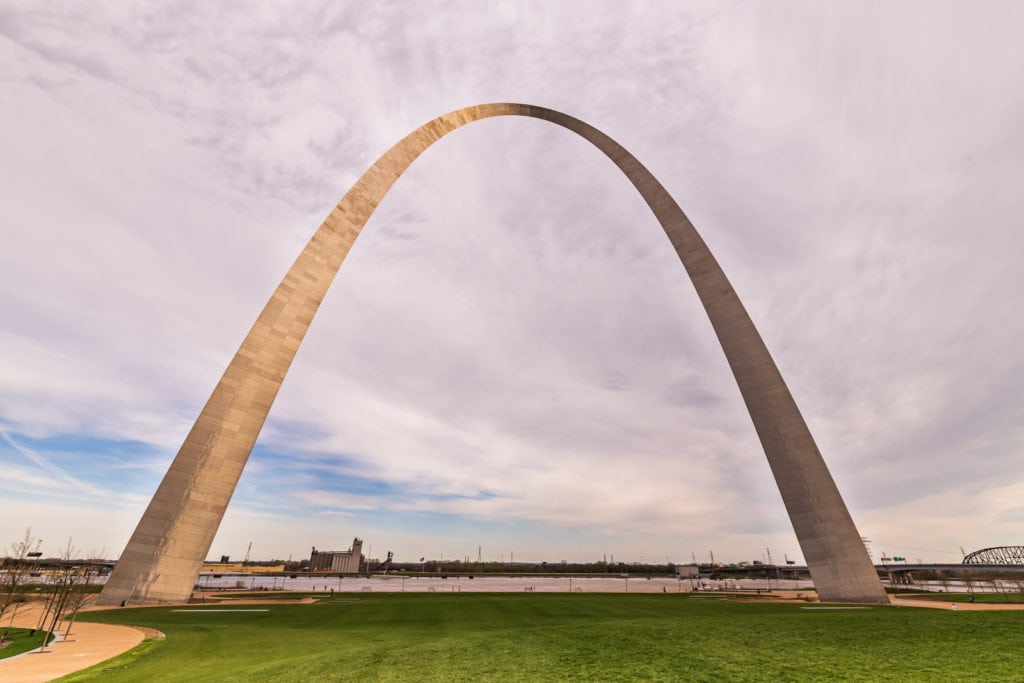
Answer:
[887,595,1024,610]
[765,590,1024,610]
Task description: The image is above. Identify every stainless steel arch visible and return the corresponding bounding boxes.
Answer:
[98,103,888,606]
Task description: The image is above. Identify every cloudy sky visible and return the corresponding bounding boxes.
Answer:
[1,1,1021,566]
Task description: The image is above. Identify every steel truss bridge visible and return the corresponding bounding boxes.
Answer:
[962,546,1024,565]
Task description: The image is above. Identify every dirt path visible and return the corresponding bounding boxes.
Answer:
[887,596,1024,610]
[766,590,1024,610]
[0,603,151,683]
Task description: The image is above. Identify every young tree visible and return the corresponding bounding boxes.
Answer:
[1,528,42,626]
[36,539,95,648]
[958,570,976,598]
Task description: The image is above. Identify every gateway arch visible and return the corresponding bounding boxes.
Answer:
[98,103,888,606]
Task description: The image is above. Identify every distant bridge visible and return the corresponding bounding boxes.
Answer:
[880,563,1024,575]
[962,546,1024,565]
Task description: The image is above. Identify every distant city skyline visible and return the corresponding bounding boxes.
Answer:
[1,2,1022,566]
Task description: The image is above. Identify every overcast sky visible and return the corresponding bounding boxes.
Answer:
[1,1,1021,566]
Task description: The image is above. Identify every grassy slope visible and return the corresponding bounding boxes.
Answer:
[0,628,51,659]
[67,594,1022,682]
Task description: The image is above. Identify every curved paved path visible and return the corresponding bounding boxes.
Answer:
[0,604,147,683]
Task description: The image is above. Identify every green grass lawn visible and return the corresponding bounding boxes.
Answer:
[64,593,1023,682]
[0,627,52,659]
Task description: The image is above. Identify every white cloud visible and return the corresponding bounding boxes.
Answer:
[0,1,1021,564]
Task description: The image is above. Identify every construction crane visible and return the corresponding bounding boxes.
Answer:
[371,551,394,574]
[244,541,252,566]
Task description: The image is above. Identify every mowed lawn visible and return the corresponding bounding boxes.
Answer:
[65,593,1021,682]
[0,628,51,659]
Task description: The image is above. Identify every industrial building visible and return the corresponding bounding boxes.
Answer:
[309,538,363,573]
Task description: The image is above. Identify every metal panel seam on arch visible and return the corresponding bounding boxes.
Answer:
[97,103,888,606]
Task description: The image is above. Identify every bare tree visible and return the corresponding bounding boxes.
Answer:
[1,528,42,626]
[35,539,95,650]
[958,570,975,598]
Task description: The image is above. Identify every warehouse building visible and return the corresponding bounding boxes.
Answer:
[309,538,364,573]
